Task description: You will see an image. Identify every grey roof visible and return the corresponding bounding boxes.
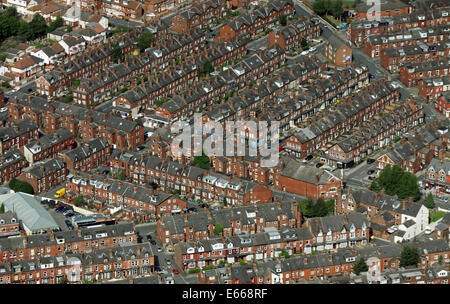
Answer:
[1,193,59,231]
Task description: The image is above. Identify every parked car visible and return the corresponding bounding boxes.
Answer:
[63,210,74,217]
[172,269,179,275]
[316,163,324,168]
[367,169,376,175]
[424,226,433,234]
[305,155,313,161]
[166,258,172,266]
[367,158,375,164]
[157,246,163,252]
[150,240,156,245]
[65,220,73,230]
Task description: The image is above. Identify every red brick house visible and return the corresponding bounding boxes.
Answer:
[18,158,67,194]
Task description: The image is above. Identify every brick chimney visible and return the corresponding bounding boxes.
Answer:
[402,199,407,210]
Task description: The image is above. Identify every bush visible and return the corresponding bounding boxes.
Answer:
[400,246,420,267]
[188,268,201,274]
[8,178,34,194]
[213,223,223,236]
[73,195,85,207]
[202,265,215,270]
[353,258,368,275]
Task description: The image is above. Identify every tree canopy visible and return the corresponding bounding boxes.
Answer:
[213,222,223,236]
[136,31,155,51]
[299,198,334,218]
[425,193,434,209]
[193,153,211,170]
[111,43,123,63]
[279,14,287,26]
[399,246,420,267]
[47,16,63,34]
[8,178,34,194]
[353,258,369,275]
[312,0,344,18]
[371,165,420,200]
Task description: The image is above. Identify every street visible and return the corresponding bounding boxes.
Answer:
[135,223,199,284]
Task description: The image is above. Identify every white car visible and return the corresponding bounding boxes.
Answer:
[424,226,433,234]
[0,107,8,113]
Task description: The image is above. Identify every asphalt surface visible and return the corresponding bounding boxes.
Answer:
[135,223,199,284]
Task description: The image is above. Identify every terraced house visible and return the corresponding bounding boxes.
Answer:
[157,202,302,245]
[323,101,425,168]
[0,243,154,284]
[23,128,74,164]
[18,158,67,194]
[284,79,400,158]
[66,172,187,221]
[60,138,110,172]
[0,120,39,155]
[0,223,137,263]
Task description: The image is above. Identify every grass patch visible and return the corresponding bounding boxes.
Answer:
[324,15,341,27]
[429,211,446,223]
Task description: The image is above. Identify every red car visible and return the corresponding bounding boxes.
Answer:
[104,162,110,166]
[172,269,179,275]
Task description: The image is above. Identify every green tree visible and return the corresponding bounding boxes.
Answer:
[399,246,420,268]
[27,14,48,40]
[136,31,155,51]
[280,250,290,259]
[370,180,382,192]
[73,195,85,207]
[239,259,246,266]
[111,43,122,63]
[331,0,344,18]
[425,193,434,209]
[438,255,443,265]
[219,260,226,267]
[353,258,369,275]
[299,198,314,217]
[0,204,4,214]
[47,16,63,33]
[213,222,223,236]
[58,277,68,284]
[325,199,335,215]
[201,60,213,76]
[193,153,210,170]
[312,198,329,217]
[300,38,309,50]
[279,14,287,26]
[376,165,419,200]
[8,178,34,194]
[66,26,73,33]
[73,79,81,87]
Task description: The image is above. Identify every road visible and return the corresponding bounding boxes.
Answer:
[135,222,199,284]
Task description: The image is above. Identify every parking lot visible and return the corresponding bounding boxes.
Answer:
[40,199,79,231]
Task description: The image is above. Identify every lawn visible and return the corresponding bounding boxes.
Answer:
[324,15,341,27]
[429,211,446,223]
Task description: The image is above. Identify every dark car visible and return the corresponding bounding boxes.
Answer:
[136,146,145,151]
[305,155,313,161]
[55,206,65,212]
[367,158,375,164]
[368,169,376,175]
[65,220,73,230]
[316,163,324,168]
[150,240,156,245]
